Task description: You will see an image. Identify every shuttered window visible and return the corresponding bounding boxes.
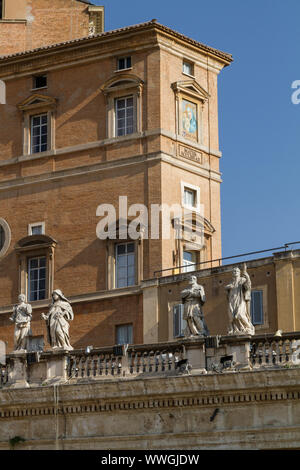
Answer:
[173,304,186,338]
[250,290,264,325]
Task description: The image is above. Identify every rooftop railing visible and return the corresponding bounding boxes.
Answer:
[153,241,300,278]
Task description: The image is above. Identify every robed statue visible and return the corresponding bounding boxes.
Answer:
[41,289,74,350]
[181,275,209,337]
[10,294,32,351]
[225,264,255,335]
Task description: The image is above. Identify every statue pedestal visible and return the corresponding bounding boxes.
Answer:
[43,349,69,385]
[7,351,29,389]
[223,335,252,370]
[183,338,207,374]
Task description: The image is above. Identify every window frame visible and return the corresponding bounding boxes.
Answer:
[15,234,57,302]
[116,323,133,345]
[115,95,135,137]
[32,74,48,91]
[115,241,136,289]
[182,250,197,273]
[30,113,48,154]
[27,255,47,302]
[28,222,45,236]
[117,56,132,71]
[101,74,143,140]
[17,94,56,156]
[173,304,186,338]
[181,181,201,213]
[250,289,264,326]
[182,60,194,77]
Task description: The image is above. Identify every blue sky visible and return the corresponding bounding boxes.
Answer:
[93,0,300,258]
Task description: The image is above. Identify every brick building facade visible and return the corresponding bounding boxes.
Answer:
[0,1,238,352]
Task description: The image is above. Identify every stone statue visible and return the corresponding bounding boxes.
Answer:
[41,289,74,350]
[9,294,32,351]
[225,264,255,335]
[181,275,209,337]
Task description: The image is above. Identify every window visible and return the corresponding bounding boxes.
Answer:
[115,96,134,136]
[100,75,143,139]
[116,324,133,345]
[33,75,47,90]
[184,188,197,208]
[251,290,264,325]
[183,60,194,76]
[30,114,48,154]
[117,57,132,71]
[115,242,135,288]
[28,222,45,236]
[181,182,200,212]
[173,304,186,338]
[0,218,11,258]
[28,256,47,301]
[183,251,196,273]
[16,234,57,301]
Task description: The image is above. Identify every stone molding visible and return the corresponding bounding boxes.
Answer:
[0,129,222,171]
[0,151,222,195]
[0,370,300,419]
[0,21,232,79]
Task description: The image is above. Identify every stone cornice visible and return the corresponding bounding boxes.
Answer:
[0,368,299,419]
[0,129,222,171]
[0,21,232,80]
[0,285,142,315]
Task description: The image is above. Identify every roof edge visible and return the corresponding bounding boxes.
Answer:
[0,19,233,65]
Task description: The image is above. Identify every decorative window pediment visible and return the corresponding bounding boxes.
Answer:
[101,74,144,139]
[15,234,57,252]
[171,79,210,103]
[15,234,57,302]
[17,94,57,155]
[17,94,57,112]
[172,79,209,143]
[101,74,144,96]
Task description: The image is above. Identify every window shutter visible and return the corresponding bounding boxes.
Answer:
[173,304,185,338]
[251,290,263,325]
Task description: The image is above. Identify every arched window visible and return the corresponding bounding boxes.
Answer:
[101,74,144,139]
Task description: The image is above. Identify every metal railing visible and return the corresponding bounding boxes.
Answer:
[153,241,300,278]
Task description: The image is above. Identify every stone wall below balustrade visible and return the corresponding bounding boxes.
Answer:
[1,334,300,450]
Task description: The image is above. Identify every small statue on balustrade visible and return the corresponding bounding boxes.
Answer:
[41,289,74,350]
[181,275,209,337]
[225,263,255,336]
[10,294,32,351]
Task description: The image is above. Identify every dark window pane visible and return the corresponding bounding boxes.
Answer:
[32,116,40,126]
[118,58,125,70]
[117,244,126,255]
[126,57,132,68]
[0,226,5,250]
[34,75,47,89]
